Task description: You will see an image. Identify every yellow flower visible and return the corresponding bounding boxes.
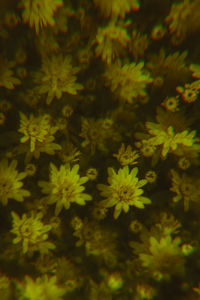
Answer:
[93,0,140,18]
[18,112,61,157]
[113,143,139,166]
[38,163,92,216]
[17,275,65,300]
[11,211,55,255]
[95,21,130,64]
[129,30,149,61]
[105,61,152,103]
[0,159,30,206]
[19,0,63,34]
[136,283,156,300]
[147,49,188,86]
[193,282,200,296]
[0,57,21,89]
[145,170,157,183]
[177,80,200,103]
[139,235,184,278]
[80,117,120,155]
[98,166,151,219]
[190,63,200,78]
[165,0,200,45]
[19,112,51,152]
[146,122,197,159]
[170,169,200,211]
[161,96,179,112]
[34,54,83,105]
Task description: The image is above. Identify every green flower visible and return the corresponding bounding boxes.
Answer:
[17,275,65,300]
[139,235,184,278]
[0,57,21,89]
[11,211,55,255]
[98,166,151,219]
[146,122,197,159]
[105,61,152,103]
[39,163,92,216]
[19,0,63,34]
[95,21,130,64]
[190,63,200,78]
[18,112,61,157]
[34,54,83,104]
[0,159,30,206]
[93,0,140,18]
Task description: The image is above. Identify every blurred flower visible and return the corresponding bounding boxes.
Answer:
[190,63,200,78]
[93,0,140,18]
[129,30,149,61]
[151,24,166,40]
[176,80,200,103]
[18,112,61,158]
[170,169,200,211]
[34,54,83,105]
[107,272,123,291]
[19,113,51,152]
[154,213,181,238]
[177,157,191,170]
[181,243,194,256]
[0,112,5,125]
[16,275,65,300]
[25,163,37,176]
[147,49,189,87]
[86,168,98,181]
[113,143,139,166]
[19,0,63,34]
[80,117,120,155]
[165,0,200,45]
[161,96,179,112]
[72,218,118,266]
[0,159,30,206]
[145,170,157,183]
[145,122,197,159]
[129,219,143,233]
[136,283,156,299]
[105,61,152,103]
[139,235,184,279]
[95,21,130,64]
[11,211,55,255]
[0,57,21,89]
[193,282,200,296]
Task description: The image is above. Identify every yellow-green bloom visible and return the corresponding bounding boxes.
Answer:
[139,235,184,278]
[95,21,130,64]
[19,112,51,152]
[146,122,197,159]
[93,0,140,18]
[0,57,21,89]
[38,163,92,216]
[34,54,83,104]
[105,61,152,103]
[113,143,139,166]
[16,275,65,300]
[190,63,200,78]
[0,159,30,206]
[170,169,200,211]
[11,211,55,255]
[18,112,61,157]
[98,166,151,219]
[19,0,63,34]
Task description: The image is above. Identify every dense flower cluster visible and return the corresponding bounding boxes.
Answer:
[0,0,200,299]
